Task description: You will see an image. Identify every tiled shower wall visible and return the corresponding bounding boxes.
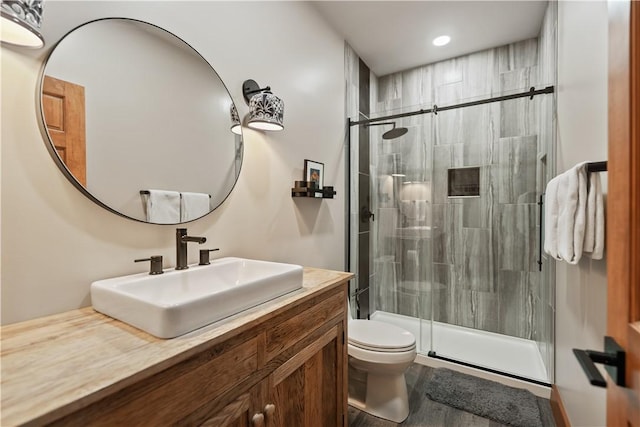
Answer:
[346,2,556,380]
[370,4,556,348]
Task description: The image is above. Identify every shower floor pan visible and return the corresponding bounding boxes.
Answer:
[370,311,549,384]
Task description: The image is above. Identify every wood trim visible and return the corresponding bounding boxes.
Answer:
[550,385,571,427]
[549,384,571,427]
[629,322,640,426]
[607,0,632,348]
[630,0,640,322]
[607,1,640,425]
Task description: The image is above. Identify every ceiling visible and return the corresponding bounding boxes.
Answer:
[310,1,548,76]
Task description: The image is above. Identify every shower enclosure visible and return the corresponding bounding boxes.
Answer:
[346,19,557,385]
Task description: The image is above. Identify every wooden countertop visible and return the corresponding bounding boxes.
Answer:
[1,267,352,426]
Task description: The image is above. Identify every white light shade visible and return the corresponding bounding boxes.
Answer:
[432,35,450,47]
[1,0,44,48]
[247,91,284,131]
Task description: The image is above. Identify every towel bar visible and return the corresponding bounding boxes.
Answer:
[586,161,607,173]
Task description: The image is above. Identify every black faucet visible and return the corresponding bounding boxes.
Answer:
[176,228,206,270]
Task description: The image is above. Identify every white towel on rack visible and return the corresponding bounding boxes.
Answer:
[544,162,588,264]
[543,177,560,259]
[583,171,605,259]
[180,192,210,222]
[145,190,181,224]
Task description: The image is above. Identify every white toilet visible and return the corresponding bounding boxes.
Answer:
[347,302,417,423]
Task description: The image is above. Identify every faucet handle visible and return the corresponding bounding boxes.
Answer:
[199,249,220,265]
[135,255,164,275]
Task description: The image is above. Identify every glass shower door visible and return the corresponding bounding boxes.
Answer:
[428,92,553,384]
[368,109,433,356]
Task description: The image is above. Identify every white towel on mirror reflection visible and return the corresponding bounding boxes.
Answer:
[180,192,210,222]
[544,162,589,264]
[145,190,181,224]
[583,171,605,260]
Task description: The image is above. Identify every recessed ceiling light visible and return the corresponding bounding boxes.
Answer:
[432,35,451,47]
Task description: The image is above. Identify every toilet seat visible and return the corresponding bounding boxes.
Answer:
[348,320,416,353]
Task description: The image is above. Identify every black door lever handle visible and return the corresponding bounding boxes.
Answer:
[573,336,625,388]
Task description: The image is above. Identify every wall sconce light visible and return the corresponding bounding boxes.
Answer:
[242,79,284,131]
[230,104,242,135]
[1,0,45,48]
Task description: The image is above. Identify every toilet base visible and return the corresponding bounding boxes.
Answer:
[348,368,410,423]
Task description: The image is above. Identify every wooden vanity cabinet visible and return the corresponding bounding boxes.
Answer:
[46,283,348,427]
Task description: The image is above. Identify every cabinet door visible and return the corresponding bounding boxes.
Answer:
[201,390,269,427]
[265,324,346,427]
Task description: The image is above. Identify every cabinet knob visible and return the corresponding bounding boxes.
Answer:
[264,403,276,417]
[251,413,265,427]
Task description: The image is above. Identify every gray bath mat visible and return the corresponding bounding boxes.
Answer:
[424,368,543,427]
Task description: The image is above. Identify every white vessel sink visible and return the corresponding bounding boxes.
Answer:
[91,257,303,338]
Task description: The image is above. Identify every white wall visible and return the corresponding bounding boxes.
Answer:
[1,1,346,324]
[556,1,608,425]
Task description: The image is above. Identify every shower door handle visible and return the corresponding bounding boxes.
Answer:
[573,336,625,388]
[360,207,375,222]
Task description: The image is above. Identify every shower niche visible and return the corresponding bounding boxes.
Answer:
[447,167,480,198]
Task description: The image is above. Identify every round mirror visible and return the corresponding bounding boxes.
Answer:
[38,18,243,224]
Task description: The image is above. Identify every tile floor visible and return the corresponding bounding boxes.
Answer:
[348,364,556,427]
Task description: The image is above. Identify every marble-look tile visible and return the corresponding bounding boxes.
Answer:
[462,49,498,99]
[453,289,477,329]
[357,231,370,316]
[497,270,533,339]
[463,228,493,292]
[430,263,453,323]
[369,69,379,114]
[538,2,557,86]
[495,135,538,204]
[395,287,421,318]
[358,173,370,233]
[462,198,482,228]
[436,81,463,105]
[344,43,359,114]
[462,104,494,156]
[434,105,464,146]
[433,57,463,87]
[358,125,370,174]
[401,66,433,112]
[432,144,464,204]
[500,65,538,94]
[376,207,399,248]
[475,290,501,334]
[359,59,370,115]
[499,204,537,272]
[497,38,538,74]
[431,203,463,265]
[373,256,399,313]
[377,73,402,103]
[499,96,538,139]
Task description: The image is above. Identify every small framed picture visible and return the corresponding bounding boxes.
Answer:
[304,159,324,189]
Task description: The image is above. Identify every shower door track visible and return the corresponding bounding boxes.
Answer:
[427,351,552,387]
[348,85,555,126]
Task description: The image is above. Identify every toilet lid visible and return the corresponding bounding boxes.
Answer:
[348,320,416,352]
